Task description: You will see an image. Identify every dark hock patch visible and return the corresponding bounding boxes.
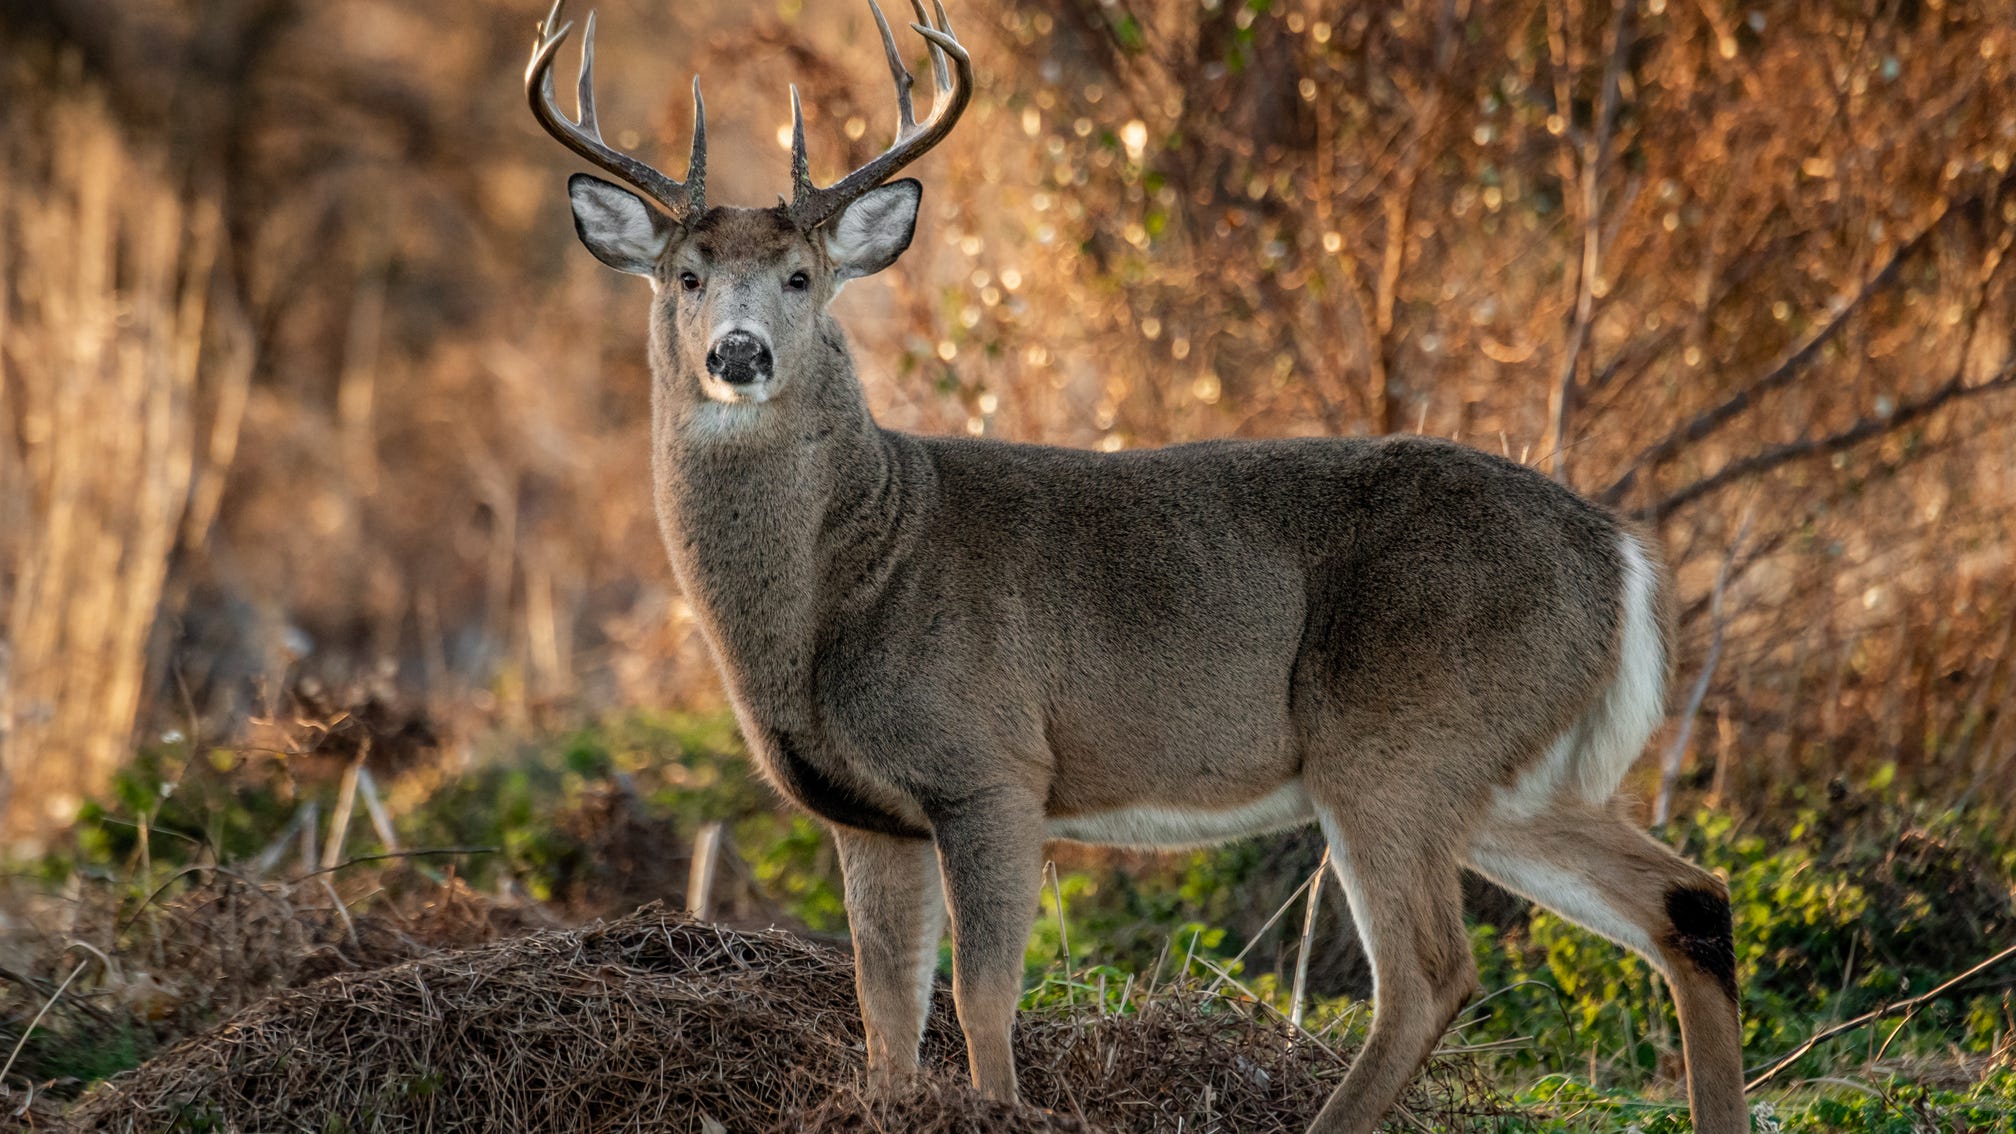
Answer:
[771,730,929,840]
[1665,885,1738,1001]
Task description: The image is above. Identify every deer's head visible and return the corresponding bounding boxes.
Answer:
[527,0,970,410]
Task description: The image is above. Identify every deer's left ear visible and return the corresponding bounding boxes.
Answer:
[824,179,921,282]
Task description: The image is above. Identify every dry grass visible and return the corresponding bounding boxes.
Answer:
[60,905,1495,1134]
[793,1078,1097,1133]
[1,869,537,1048]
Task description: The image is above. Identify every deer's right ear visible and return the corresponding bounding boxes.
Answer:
[568,173,674,276]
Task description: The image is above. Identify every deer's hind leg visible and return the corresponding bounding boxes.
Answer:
[835,827,947,1089]
[1468,803,1746,1134]
[1301,776,1482,1134]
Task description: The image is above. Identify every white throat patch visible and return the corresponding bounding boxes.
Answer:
[687,399,768,440]
[698,375,773,406]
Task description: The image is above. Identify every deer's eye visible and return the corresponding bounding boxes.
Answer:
[786,270,811,292]
[679,271,701,292]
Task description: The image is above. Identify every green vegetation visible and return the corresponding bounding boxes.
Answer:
[1466,803,2015,1087]
[16,713,2016,1130]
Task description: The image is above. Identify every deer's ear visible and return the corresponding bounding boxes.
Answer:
[568,174,673,276]
[824,179,921,282]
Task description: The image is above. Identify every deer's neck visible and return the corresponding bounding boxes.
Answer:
[649,351,917,733]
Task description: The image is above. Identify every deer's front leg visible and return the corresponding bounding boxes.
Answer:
[930,788,1046,1101]
[835,827,946,1090]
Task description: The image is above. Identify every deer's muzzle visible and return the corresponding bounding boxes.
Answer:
[706,331,773,387]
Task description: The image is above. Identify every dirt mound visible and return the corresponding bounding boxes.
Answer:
[67,907,1493,1133]
[0,866,545,1125]
[793,1078,1097,1133]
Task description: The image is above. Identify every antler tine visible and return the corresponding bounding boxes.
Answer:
[790,84,811,198]
[785,0,974,231]
[525,0,705,221]
[869,0,918,134]
[687,76,707,213]
[576,10,601,138]
[912,23,971,108]
[912,0,951,105]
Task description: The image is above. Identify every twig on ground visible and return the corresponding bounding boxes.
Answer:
[1449,979,1579,1052]
[289,846,501,883]
[1046,860,1072,1005]
[1187,954,1347,1066]
[320,743,367,871]
[116,864,293,934]
[0,947,99,1087]
[357,766,399,853]
[248,804,315,876]
[1289,849,1329,1029]
[1746,940,2016,1090]
[1202,865,1320,998]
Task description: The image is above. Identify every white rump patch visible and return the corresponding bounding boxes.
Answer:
[1047,780,1314,849]
[1494,532,1666,820]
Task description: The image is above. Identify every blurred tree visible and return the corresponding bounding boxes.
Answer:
[2,0,2014,852]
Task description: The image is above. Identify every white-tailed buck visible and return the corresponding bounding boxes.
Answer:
[525,3,1745,1130]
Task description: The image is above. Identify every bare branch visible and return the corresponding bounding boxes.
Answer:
[1546,0,1637,485]
[1600,175,2016,506]
[1647,361,2016,522]
[1654,511,1748,825]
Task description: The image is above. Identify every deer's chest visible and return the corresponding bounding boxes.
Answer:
[750,725,930,839]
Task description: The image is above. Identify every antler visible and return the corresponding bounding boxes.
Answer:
[786,0,972,231]
[526,0,707,222]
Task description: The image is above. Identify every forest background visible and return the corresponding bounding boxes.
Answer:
[4,0,2016,1127]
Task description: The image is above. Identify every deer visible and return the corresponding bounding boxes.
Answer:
[523,3,1746,1131]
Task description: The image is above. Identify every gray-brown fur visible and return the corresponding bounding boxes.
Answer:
[529,6,1745,1129]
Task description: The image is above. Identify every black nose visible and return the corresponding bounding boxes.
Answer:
[706,332,772,386]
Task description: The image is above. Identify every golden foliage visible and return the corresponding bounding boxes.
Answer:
[2,0,2015,843]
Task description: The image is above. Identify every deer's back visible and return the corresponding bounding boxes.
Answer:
[841,432,1632,816]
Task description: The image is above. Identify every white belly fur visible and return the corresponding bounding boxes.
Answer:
[1046,779,1315,849]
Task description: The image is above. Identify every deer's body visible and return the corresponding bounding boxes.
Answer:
[528,9,1747,1131]
[666,374,1634,847]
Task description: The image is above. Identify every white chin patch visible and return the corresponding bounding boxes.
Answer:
[699,377,773,405]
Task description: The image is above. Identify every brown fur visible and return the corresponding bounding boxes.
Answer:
[554,113,1745,1134]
